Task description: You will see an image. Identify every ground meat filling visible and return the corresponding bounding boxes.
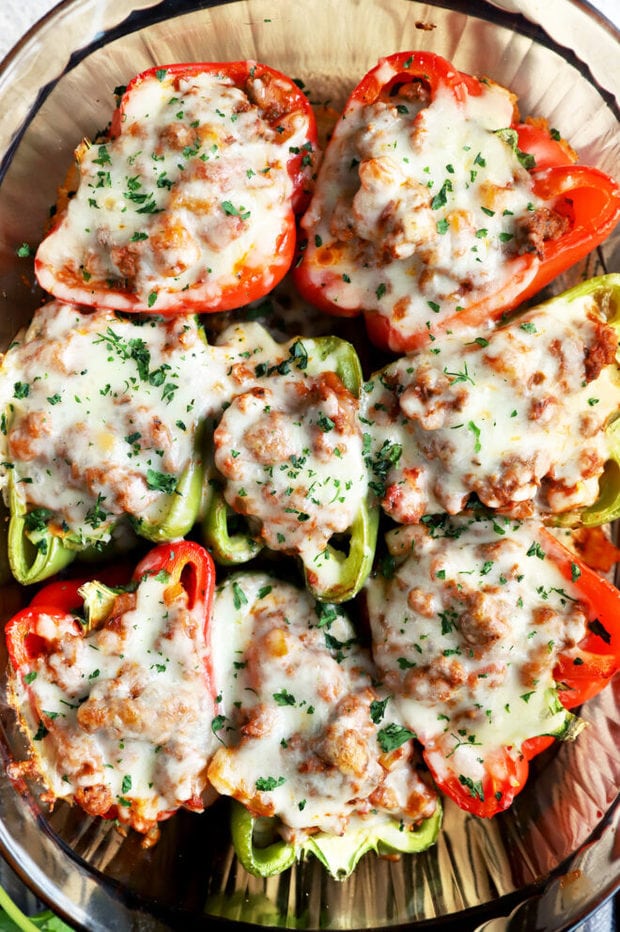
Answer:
[361,292,620,522]
[514,206,571,257]
[207,575,438,841]
[213,370,368,560]
[7,573,215,839]
[365,517,588,792]
[296,67,569,342]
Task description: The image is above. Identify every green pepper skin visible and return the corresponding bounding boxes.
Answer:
[130,448,205,543]
[231,802,297,878]
[201,485,262,565]
[203,333,379,603]
[302,495,379,603]
[230,799,442,881]
[6,453,204,586]
[549,274,620,528]
[7,473,76,586]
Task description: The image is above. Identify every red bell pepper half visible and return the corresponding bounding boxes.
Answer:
[421,529,620,819]
[5,541,216,834]
[35,61,318,315]
[294,51,620,353]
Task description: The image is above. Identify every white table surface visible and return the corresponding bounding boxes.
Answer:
[0,0,618,60]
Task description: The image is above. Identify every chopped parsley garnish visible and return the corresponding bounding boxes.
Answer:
[430,179,453,210]
[255,775,286,792]
[526,541,546,560]
[232,581,248,610]
[145,470,177,494]
[377,723,416,753]
[221,200,251,221]
[458,774,484,800]
[273,689,296,706]
[369,696,390,724]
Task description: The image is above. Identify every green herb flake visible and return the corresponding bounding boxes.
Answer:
[377,723,416,753]
[369,696,390,724]
[221,200,251,221]
[458,774,484,800]
[526,541,546,560]
[145,470,177,494]
[13,381,30,399]
[273,688,296,706]
[255,775,286,792]
[431,178,453,210]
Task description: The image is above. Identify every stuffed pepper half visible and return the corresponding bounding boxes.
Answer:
[204,323,379,603]
[0,302,241,584]
[294,51,620,352]
[35,61,318,314]
[365,514,620,818]
[361,275,620,525]
[5,542,217,846]
[207,572,441,879]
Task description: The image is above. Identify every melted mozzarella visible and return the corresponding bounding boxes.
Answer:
[35,69,313,311]
[212,322,369,563]
[298,78,544,341]
[361,291,620,521]
[208,574,438,839]
[8,573,215,829]
[365,517,587,787]
[0,301,238,538]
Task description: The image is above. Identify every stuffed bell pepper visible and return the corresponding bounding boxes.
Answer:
[203,322,379,603]
[35,61,318,314]
[294,51,620,352]
[207,572,442,879]
[365,513,620,818]
[360,274,620,526]
[5,541,217,846]
[0,302,241,584]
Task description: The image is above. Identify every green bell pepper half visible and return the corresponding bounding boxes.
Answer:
[230,798,442,881]
[548,274,620,527]
[2,311,212,586]
[203,333,379,603]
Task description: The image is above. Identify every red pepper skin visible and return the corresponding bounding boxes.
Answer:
[36,61,318,315]
[514,122,575,171]
[5,541,216,825]
[420,528,620,819]
[132,539,215,618]
[294,52,620,353]
[27,563,131,614]
[538,528,620,707]
[423,744,530,819]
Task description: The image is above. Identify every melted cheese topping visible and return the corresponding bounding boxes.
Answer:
[8,573,215,831]
[35,68,313,311]
[0,301,237,539]
[208,574,438,839]
[365,517,587,789]
[298,79,544,341]
[214,369,367,562]
[361,291,620,521]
